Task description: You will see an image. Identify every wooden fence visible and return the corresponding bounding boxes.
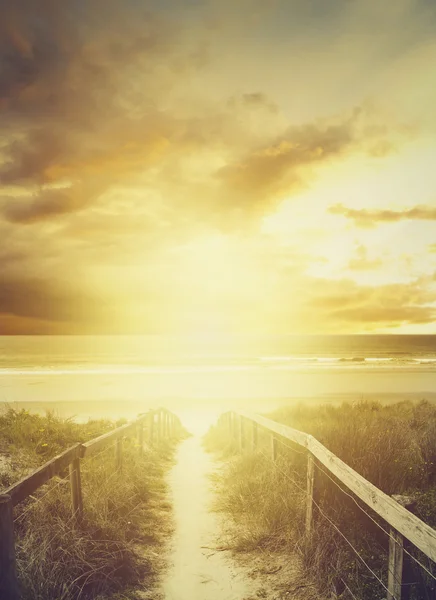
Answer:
[0,407,182,600]
[217,410,436,600]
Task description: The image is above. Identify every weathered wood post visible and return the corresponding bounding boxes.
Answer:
[162,410,166,440]
[239,416,245,452]
[138,422,144,457]
[149,412,155,445]
[158,410,162,442]
[305,452,315,541]
[387,528,404,600]
[386,495,418,600]
[0,494,20,600]
[271,434,278,462]
[69,457,83,521]
[158,412,162,440]
[116,437,123,472]
[231,413,238,449]
[252,421,258,451]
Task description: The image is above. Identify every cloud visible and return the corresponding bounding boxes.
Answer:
[348,244,382,271]
[0,274,94,323]
[227,92,278,113]
[214,106,400,215]
[217,112,357,207]
[0,184,104,223]
[0,0,176,117]
[329,204,436,228]
[299,275,436,331]
[0,0,199,212]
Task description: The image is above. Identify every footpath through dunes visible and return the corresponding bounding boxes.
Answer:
[162,435,254,600]
[162,435,316,600]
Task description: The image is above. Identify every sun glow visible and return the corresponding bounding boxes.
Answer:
[169,234,264,333]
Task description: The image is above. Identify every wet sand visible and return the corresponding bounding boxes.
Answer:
[162,436,254,600]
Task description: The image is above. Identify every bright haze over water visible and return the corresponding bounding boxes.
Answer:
[2,335,436,434]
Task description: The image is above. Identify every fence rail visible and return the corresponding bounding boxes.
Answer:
[0,407,182,600]
[218,410,436,600]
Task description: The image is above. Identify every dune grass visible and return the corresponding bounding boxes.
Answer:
[205,400,436,599]
[0,407,178,600]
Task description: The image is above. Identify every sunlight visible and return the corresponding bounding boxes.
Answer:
[169,234,264,334]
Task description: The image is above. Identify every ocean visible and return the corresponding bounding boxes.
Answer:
[1,335,436,430]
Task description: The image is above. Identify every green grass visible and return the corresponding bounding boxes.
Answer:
[205,400,436,599]
[0,407,179,600]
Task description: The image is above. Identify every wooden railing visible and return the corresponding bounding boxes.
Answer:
[217,410,436,600]
[0,408,182,600]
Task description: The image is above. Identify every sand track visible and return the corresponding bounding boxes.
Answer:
[162,436,254,600]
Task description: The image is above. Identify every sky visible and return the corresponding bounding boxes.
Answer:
[1,0,436,335]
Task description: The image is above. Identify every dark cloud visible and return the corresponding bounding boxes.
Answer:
[0,130,72,185]
[0,0,174,117]
[217,112,357,209]
[329,204,436,228]
[0,184,103,223]
[0,0,193,195]
[227,92,278,113]
[0,275,96,324]
[300,276,436,330]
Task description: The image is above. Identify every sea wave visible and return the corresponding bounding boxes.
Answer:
[2,355,436,375]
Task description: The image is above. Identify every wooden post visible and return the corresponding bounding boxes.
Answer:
[116,437,123,472]
[387,528,404,600]
[252,421,258,451]
[161,411,165,440]
[69,458,83,521]
[138,423,144,456]
[239,416,245,452]
[305,453,315,540]
[0,494,20,600]
[391,495,417,600]
[271,434,278,462]
[156,410,162,443]
[155,411,160,443]
[149,412,155,445]
[232,414,238,444]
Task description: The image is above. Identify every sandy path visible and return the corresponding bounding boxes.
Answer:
[162,436,254,600]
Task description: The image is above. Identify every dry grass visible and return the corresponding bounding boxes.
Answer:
[205,400,436,599]
[1,407,179,600]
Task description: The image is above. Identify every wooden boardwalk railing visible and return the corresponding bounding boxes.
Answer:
[0,407,182,600]
[217,410,436,600]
